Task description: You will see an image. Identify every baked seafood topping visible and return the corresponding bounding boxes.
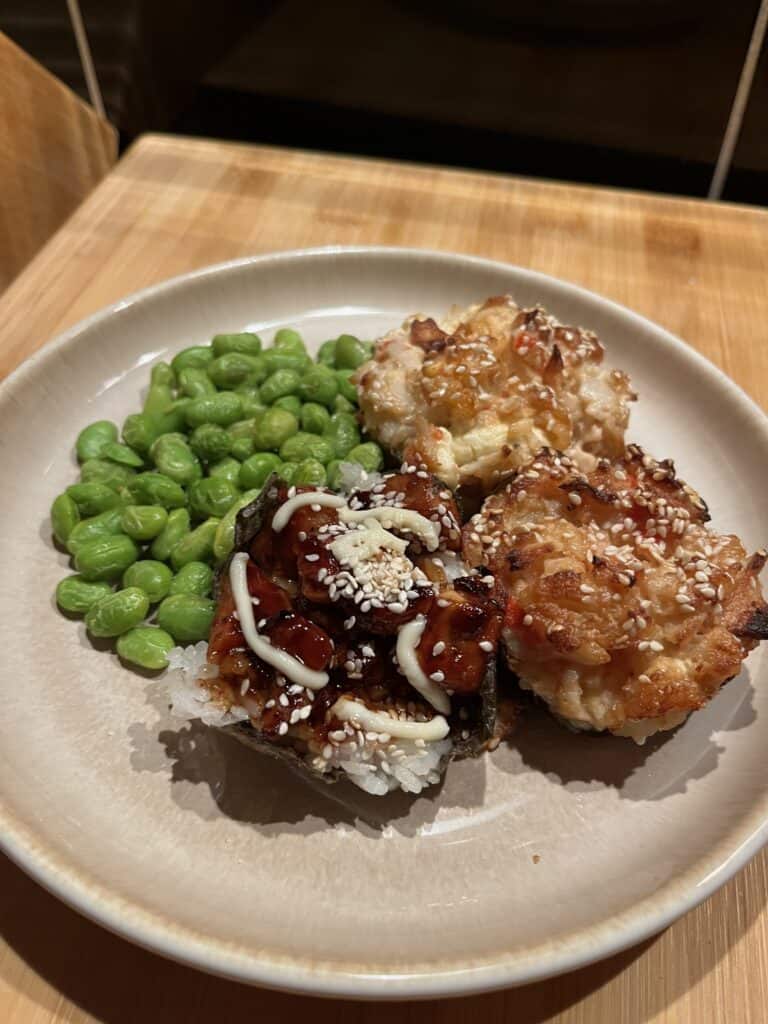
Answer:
[462,446,768,742]
[356,295,634,494]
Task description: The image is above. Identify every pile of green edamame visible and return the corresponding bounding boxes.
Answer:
[50,329,384,671]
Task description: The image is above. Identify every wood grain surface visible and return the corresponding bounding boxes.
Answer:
[1,135,767,1024]
[0,31,117,294]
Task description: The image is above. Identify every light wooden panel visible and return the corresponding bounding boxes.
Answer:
[0,31,117,292]
[0,135,767,1023]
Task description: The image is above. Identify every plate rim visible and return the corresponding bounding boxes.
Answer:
[2,244,768,999]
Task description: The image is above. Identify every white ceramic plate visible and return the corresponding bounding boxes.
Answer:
[1,247,767,1000]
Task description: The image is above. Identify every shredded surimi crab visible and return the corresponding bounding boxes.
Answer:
[462,446,768,742]
[355,295,634,494]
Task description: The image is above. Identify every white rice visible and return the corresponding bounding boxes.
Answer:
[165,643,451,795]
[335,461,384,494]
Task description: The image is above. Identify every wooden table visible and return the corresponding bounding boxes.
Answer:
[2,135,768,1023]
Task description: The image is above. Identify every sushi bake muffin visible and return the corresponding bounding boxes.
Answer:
[171,467,503,795]
[355,295,634,495]
[462,446,768,743]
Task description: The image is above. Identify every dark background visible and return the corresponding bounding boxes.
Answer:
[4,0,767,204]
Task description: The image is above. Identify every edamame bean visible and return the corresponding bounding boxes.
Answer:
[236,392,267,419]
[125,472,187,509]
[260,368,301,405]
[279,432,334,464]
[211,332,262,358]
[76,420,118,462]
[208,352,264,389]
[150,362,176,388]
[262,350,310,375]
[117,626,175,670]
[253,408,298,451]
[272,395,302,418]
[150,434,202,486]
[80,458,136,490]
[122,413,159,455]
[208,457,241,489]
[300,402,331,435]
[276,462,299,484]
[123,559,173,602]
[143,381,174,420]
[171,345,214,375]
[170,518,220,569]
[335,334,368,369]
[323,412,361,458]
[299,364,338,408]
[326,459,342,490]
[157,594,216,644]
[273,328,306,355]
[212,488,260,562]
[184,392,243,428]
[51,493,80,545]
[66,508,124,555]
[238,452,281,490]
[333,394,357,414]
[75,534,139,581]
[294,459,327,486]
[335,368,358,403]
[150,508,190,561]
[316,339,337,365]
[66,482,122,516]
[121,505,169,541]
[178,366,217,398]
[230,437,255,461]
[189,424,231,464]
[85,586,149,637]
[103,442,144,468]
[189,476,239,519]
[56,575,113,614]
[347,442,384,472]
[228,417,260,440]
[169,561,214,597]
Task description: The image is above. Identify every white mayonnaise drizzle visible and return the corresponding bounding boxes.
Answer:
[271,488,440,552]
[271,491,346,532]
[340,506,440,551]
[229,552,329,690]
[331,697,450,741]
[395,615,450,714]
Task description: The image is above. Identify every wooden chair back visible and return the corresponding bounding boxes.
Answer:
[0,31,117,292]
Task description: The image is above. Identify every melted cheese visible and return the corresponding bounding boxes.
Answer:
[395,616,451,713]
[331,697,450,741]
[271,491,345,532]
[229,552,329,690]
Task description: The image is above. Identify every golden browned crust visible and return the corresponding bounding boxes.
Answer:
[355,296,634,494]
[462,446,768,739]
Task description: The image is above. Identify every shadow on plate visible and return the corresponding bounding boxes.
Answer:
[129,684,487,838]
[498,670,756,801]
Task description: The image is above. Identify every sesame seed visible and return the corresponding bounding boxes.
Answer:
[430,670,445,682]
[523,614,533,626]
[432,641,446,656]
[297,531,307,541]
[305,553,320,562]
[278,722,288,736]
[649,640,664,652]
[568,492,582,505]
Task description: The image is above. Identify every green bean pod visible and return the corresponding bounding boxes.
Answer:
[85,586,150,637]
[116,626,175,670]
